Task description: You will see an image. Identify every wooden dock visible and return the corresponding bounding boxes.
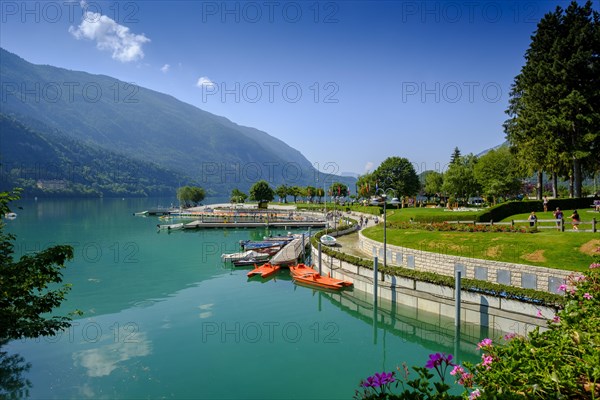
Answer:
[183,220,327,229]
[270,236,310,266]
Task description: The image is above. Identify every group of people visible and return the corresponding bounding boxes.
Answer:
[528,207,581,230]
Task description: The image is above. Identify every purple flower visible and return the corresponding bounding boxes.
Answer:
[361,371,395,388]
[425,352,453,369]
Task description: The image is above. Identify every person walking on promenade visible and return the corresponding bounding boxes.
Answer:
[543,196,548,212]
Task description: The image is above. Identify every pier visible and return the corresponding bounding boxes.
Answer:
[270,235,310,266]
[183,220,327,229]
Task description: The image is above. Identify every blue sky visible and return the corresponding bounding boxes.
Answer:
[1,1,594,176]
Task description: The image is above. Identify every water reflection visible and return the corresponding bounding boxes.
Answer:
[0,340,31,399]
[72,327,152,378]
[316,288,492,363]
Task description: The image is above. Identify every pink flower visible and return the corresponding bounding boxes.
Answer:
[552,315,561,323]
[504,332,518,341]
[476,338,493,350]
[450,365,464,376]
[583,293,593,300]
[590,263,600,269]
[481,354,493,370]
[536,309,543,318]
[470,389,481,399]
[558,284,567,291]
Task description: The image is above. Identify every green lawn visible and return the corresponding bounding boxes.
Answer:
[361,207,599,272]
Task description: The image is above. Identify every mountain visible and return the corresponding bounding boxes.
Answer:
[0,48,353,196]
[0,114,192,197]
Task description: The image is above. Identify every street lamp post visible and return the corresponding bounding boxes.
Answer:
[371,189,400,268]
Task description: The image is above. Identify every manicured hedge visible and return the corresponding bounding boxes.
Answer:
[476,197,599,222]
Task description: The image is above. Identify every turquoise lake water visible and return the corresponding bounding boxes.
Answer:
[3,198,500,399]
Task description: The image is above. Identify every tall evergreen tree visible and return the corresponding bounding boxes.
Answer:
[450,147,462,165]
[505,1,600,198]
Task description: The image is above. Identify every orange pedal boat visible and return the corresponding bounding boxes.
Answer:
[290,264,352,290]
[247,263,280,278]
[289,263,318,278]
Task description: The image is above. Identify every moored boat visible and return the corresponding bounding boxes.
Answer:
[289,263,318,278]
[320,235,337,246]
[157,223,184,230]
[247,263,280,278]
[221,250,269,263]
[291,267,352,290]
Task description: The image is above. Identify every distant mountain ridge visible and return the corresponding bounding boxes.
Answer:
[0,48,350,196]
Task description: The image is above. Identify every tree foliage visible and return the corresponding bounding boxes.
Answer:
[422,171,444,198]
[441,154,481,202]
[373,157,420,199]
[275,185,288,203]
[177,186,206,207]
[249,180,275,204]
[230,188,247,203]
[505,1,600,198]
[329,182,349,198]
[474,147,523,203]
[0,190,78,341]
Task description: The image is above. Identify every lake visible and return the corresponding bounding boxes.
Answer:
[3,198,500,399]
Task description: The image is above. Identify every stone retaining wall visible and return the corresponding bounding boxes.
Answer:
[358,232,571,293]
[311,246,557,334]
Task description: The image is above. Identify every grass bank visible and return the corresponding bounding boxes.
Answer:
[363,208,600,271]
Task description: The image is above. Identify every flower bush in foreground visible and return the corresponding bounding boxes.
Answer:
[355,253,600,399]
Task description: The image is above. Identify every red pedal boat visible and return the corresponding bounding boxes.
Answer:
[247,263,280,278]
[290,264,352,290]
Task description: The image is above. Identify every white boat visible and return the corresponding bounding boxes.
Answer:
[320,235,337,246]
[221,250,269,262]
[4,212,17,219]
[157,223,184,230]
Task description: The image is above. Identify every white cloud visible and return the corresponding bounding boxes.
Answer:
[196,76,215,88]
[69,11,150,63]
[160,64,170,73]
[364,161,374,172]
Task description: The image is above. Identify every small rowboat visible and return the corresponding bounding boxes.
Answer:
[157,223,184,230]
[320,235,337,246]
[247,263,280,278]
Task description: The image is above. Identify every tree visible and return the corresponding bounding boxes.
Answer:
[177,186,205,207]
[372,157,420,199]
[329,182,349,198]
[0,190,79,340]
[356,172,376,199]
[249,180,275,207]
[441,154,481,204]
[305,186,317,203]
[450,147,462,165]
[474,146,523,204]
[230,188,247,204]
[288,186,303,203]
[423,171,444,199]
[505,1,600,198]
[275,184,288,203]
